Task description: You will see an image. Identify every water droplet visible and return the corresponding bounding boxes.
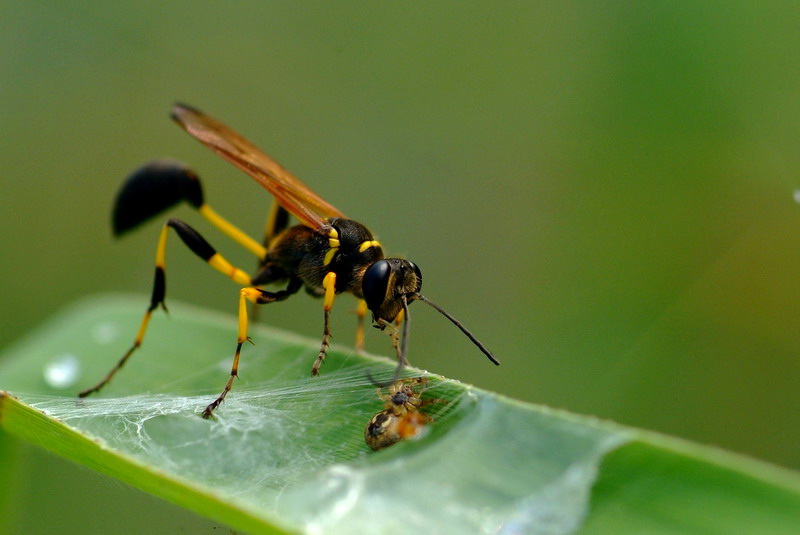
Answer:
[794,189,800,204]
[44,353,80,389]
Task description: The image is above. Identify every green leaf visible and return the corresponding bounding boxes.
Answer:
[1,295,799,534]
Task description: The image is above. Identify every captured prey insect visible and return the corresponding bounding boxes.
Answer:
[365,377,446,451]
[78,103,499,418]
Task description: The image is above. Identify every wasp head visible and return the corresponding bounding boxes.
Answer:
[362,258,421,323]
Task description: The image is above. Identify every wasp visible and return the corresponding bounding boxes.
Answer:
[79,103,499,418]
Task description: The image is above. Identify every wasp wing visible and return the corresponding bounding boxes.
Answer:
[171,103,345,230]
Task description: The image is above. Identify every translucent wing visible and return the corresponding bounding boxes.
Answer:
[171,103,345,230]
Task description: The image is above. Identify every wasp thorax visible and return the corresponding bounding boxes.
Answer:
[362,258,422,322]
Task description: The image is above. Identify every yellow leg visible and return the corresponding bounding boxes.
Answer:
[311,272,337,376]
[208,253,252,286]
[202,288,263,418]
[81,219,262,400]
[79,225,171,397]
[199,203,266,259]
[77,308,153,397]
[202,285,300,418]
[262,201,290,248]
[322,271,336,311]
[354,299,368,353]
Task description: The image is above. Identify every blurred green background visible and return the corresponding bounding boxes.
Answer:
[2,0,800,484]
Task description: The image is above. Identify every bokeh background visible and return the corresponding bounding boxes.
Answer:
[2,1,800,489]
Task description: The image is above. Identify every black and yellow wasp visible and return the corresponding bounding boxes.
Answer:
[79,103,499,418]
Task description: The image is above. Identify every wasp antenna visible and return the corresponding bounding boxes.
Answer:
[414,294,500,365]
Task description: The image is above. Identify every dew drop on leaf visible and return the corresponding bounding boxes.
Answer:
[43,353,80,389]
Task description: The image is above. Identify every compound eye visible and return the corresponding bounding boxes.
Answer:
[362,259,392,312]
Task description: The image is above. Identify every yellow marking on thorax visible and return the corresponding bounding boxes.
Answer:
[327,228,340,248]
[324,228,340,266]
[323,248,338,266]
[359,240,381,253]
